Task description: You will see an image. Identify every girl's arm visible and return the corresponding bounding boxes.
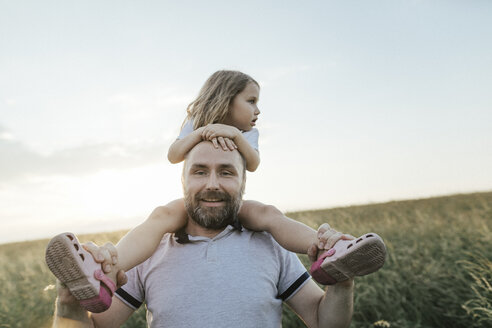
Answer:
[115,199,187,272]
[201,124,260,172]
[238,200,317,254]
[233,133,260,172]
[168,127,205,164]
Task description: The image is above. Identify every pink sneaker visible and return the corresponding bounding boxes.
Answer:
[45,232,116,313]
[310,233,387,285]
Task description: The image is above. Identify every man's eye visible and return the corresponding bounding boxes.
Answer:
[221,171,233,176]
[248,99,255,104]
[194,171,206,175]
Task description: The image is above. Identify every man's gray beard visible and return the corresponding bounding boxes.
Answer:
[184,190,242,230]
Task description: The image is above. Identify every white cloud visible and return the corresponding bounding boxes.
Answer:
[0,125,170,184]
[106,84,192,111]
[0,162,183,243]
[0,131,14,141]
[258,65,312,87]
[258,62,336,87]
[5,99,16,106]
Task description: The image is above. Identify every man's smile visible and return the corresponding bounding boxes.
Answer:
[200,198,226,207]
[197,192,229,208]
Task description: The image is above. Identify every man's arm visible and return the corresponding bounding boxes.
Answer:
[285,229,355,328]
[286,279,354,328]
[91,298,135,327]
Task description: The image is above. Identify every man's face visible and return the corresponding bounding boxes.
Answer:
[182,142,245,230]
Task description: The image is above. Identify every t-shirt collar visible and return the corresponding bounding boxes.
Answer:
[175,223,242,244]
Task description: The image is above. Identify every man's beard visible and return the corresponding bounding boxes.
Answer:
[184,189,242,230]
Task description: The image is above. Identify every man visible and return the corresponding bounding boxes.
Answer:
[53,141,354,327]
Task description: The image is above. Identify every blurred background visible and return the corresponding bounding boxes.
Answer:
[1,0,491,243]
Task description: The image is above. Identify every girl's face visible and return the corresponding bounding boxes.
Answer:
[223,82,260,132]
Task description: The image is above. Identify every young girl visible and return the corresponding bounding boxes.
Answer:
[46,70,386,313]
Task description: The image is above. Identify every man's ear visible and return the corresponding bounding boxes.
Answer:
[181,159,188,185]
[181,164,186,184]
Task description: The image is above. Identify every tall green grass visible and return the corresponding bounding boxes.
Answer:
[1,192,490,327]
[286,192,492,328]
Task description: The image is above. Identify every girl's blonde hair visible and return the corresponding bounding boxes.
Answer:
[185,70,259,130]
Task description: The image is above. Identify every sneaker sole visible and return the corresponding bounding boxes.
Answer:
[311,233,387,284]
[45,233,100,301]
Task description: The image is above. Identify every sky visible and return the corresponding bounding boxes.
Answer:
[1,0,491,244]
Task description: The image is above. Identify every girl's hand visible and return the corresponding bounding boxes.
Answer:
[211,137,237,151]
[317,223,354,250]
[307,224,354,262]
[202,123,240,139]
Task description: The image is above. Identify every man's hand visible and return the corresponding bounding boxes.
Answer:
[307,223,355,263]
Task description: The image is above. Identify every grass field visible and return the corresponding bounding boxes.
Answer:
[1,192,491,327]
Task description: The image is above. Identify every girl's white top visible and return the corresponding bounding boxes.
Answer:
[178,119,259,151]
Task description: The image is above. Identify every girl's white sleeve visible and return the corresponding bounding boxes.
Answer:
[177,119,194,140]
[242,128,259,151]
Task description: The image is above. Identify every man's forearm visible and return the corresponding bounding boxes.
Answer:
[318,280,354,328]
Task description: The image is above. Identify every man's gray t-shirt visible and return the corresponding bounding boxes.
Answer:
[115,226,310,327]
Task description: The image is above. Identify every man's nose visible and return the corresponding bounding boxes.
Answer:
[255,106,260,115]
[205,173,220,190]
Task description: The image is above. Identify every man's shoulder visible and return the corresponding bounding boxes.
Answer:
[240,229,291,255]
[139,233,175,262]
[240,228,270,238]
